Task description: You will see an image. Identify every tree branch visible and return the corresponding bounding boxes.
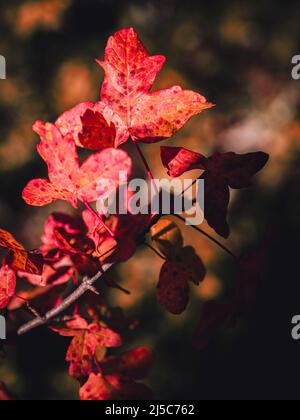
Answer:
[17,263,113,336]
[17,211,163,337]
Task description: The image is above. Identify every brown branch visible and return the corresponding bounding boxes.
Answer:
[17,263,113,336]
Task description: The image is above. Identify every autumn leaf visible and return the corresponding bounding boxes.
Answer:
[22,121,132,207]
[157,262,190,315]
[0,229,43,274]
[101,347,153,381]
[80,373,153,401]
[50,315,89,337]
[80,347,154,400]
[82,209,150,264]
[56,28,213,148]
[0,266,16,309]
[64,321,122,380]
[151,218,206,314]
[157,248,206,315]
[161,148,269,237]
[161,146,207,177]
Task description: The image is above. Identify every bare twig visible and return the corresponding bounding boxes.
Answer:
[17,264,113,336]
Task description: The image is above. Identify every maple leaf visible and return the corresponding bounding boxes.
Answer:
[80,373,153,401]
[50,315,90,337]
[37,211,102,280]
[161,147,269,237]
[54,317,122,380]
[0,229,43,274]
[157,247,206,315]
[151,219,206,314]
[22,121,132,207]
[101,347,153,381]
[80,347,154,400]
[56,28,213,148]
[0,266,16,309]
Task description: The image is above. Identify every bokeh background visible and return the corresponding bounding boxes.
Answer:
[1,0,300,400]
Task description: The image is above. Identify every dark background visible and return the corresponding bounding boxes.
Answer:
[0,0,300,400]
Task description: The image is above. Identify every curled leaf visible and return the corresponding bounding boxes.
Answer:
[0,229,43,274]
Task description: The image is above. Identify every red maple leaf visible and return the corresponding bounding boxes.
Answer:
[22,121,132,207]
[55,28,213,149]
[51,316,122,380]
[161,147,269,237]
[0,265,16,309]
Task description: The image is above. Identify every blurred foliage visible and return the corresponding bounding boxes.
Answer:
[0,0,300,400]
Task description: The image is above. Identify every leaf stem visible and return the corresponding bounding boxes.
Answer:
[83,201,115,239]
[174,214,238,260]
[145,243,166,260]
[180,179,198,197]
[132,137,159,195]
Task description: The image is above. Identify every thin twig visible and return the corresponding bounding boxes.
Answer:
[174,214,238,260]
[132,137,159,195]
[180,178,198,197]
[145,243,166,260]
[17,264,113,336]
